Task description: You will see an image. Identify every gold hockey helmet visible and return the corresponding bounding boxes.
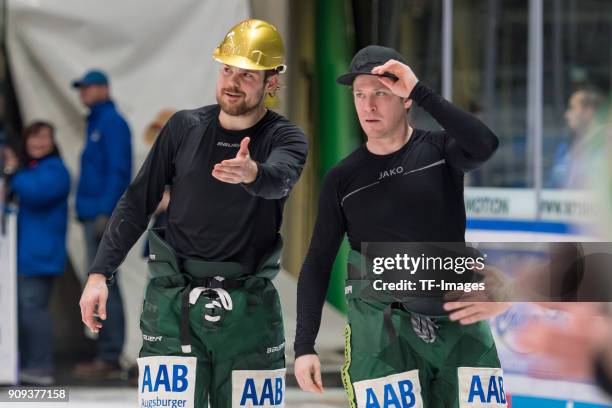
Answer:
[213,19,286,73]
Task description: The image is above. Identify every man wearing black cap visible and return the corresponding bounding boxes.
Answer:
[72,69,132,380]
[294,46,508,407]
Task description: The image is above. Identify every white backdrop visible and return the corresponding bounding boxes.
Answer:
[5,0,250,363]
[0,206,17,384]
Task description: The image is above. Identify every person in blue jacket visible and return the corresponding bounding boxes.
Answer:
[2,121,70,385]
[72,69,132,379]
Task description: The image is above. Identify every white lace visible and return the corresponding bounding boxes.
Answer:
[188,278,234,323]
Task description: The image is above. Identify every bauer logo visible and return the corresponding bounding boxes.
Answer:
[137,356,197,408]
[458,367,506,407]
[142,334,163,342]
[352,370,423,408]
[217,141,241,148]
[232,368,286,407]
[266,342,285,354]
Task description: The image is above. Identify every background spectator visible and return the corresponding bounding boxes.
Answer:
[2,121,70,385]
[548,87,605,188]
[72,69,132,380]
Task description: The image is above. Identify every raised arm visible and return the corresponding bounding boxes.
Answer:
[242,125,308,199]
[372,60,499,171]
[410,82,499,171]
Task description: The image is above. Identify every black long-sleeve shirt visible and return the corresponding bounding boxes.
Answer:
[294,82,499,357]
[90,105,308,278]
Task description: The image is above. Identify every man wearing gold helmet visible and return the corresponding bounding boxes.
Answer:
[78,19,307,408]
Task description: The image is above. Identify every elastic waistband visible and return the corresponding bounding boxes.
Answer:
[183,259,242,279]
[147,228,282,280]
[345,250,447,317]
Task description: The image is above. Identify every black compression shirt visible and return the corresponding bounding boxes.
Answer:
[91,105,308,278]
[294,82,499,357]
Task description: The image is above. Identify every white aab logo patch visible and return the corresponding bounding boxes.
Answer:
[232,368,286,407]
[137,355,197,408]
[90,130,101,142]
[352,370,423,408]
[458,367,507,407]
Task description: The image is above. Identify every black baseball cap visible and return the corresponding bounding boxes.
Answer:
[337,45,407,86]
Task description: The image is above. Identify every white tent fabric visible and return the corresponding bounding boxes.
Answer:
[6,0,250,362]
[0,211,17,383]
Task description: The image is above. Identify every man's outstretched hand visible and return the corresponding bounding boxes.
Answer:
[212,137,258,184]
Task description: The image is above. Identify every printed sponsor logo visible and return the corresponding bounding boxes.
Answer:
[465,197,510,216]
[91,130,101,142]
[539,199,595,217]
[143,334,163,342]
[378,166,404,180]
[217,141,241,148]
[353,370,423,408]
[458,367,506,407]
[266,342,285,354]
[232,368,286,407]
[137,356,196,408]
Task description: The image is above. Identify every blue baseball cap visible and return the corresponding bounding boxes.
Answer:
[71,69,109,88]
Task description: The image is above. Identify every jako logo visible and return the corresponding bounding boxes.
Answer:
[378,166,404,180]
[468,375,506,404]
[141,364,189,393]
[364,379,416,408]
[240,377,284,406]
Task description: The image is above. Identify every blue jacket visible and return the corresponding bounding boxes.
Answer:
[546,142,570,188]
[12,156,71,276]
[76,100,132,220]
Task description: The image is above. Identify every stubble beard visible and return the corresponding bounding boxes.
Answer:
[217,86,265,116]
